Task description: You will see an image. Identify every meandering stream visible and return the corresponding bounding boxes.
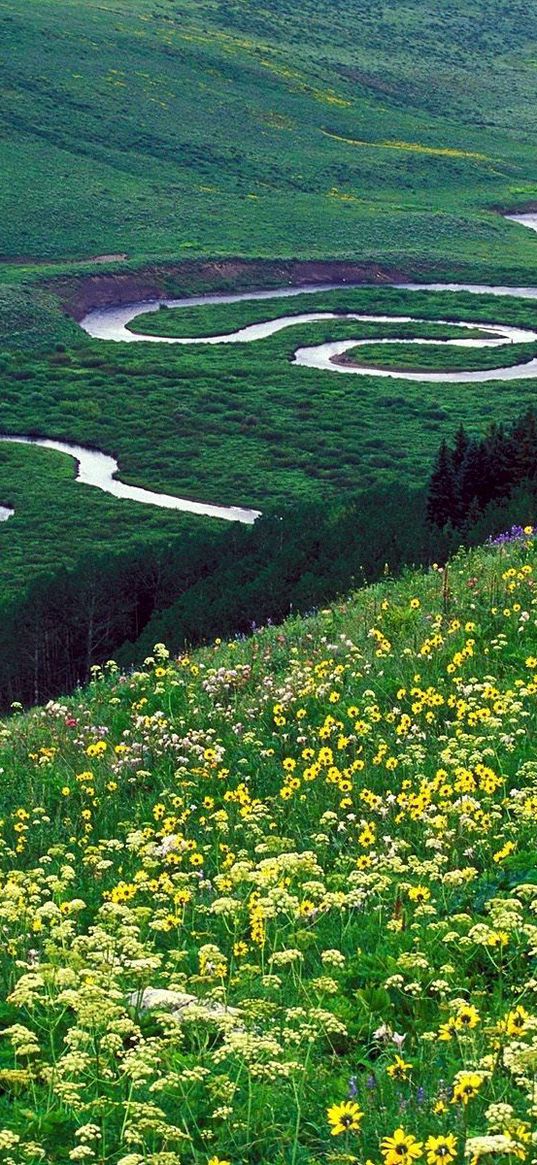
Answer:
[2,213,537,523]
[0,436,261,524]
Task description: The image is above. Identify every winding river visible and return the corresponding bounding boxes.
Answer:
[2,213,537,523]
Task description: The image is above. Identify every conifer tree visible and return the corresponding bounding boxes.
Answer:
[481,422,513,502]
[509,408,537,482]
[459,439,488,516]
[426,440,458,528]
[452,423,470,472]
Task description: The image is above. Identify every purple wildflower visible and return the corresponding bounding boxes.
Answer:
[488,524,534,546]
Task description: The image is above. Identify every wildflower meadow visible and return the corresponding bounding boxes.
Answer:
[0,531,535,1164]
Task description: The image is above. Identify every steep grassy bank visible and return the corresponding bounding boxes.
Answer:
[0,532,535,1162]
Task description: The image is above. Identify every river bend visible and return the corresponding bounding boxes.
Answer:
[2,212,537,523]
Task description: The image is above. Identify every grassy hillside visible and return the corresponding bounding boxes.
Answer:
[1,0,537,277]
[0,531,535,1162]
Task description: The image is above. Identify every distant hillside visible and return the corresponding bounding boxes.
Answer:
[1,0,537,274]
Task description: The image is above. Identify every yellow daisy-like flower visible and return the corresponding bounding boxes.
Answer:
[504,1005,530,1037]
[408,885,431,903]
[381,1128,423,1165]
[454,1003,480,1031]
[327,1100,364,1136]
[485,930,509,948]
[451,1071,483,1105]
[425,1134,457,1165]
[86,740,107,757]
[387,1055,413,1080]
[493,841,515,863]
[438,1018,458,1041]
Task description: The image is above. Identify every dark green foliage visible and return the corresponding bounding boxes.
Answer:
[0,285,80,351]
[510,408,537,481]
[0,487,427,706]
[427,408,537,528]
[452,423,471,473]
[426,441,458,528]
[2,468,534,709]
[0,533,226,706]
[121,480,537,662]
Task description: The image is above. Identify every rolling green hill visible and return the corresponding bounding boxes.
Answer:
[1,10,537,1158]
[1,0,537,275]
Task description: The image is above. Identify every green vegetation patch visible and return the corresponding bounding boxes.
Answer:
[129,298,494,340]
[2,0,537,283]
[338,339,537,372]
[126,285,537,337]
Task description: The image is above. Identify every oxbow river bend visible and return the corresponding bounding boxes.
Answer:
[2,212,537,523]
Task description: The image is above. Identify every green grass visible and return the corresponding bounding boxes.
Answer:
[338,339,537,372]
[126,287,537,339]
[2,0,537,281]
[129,303,493,341]
[0,533,535,1161]
[0,442,223,601]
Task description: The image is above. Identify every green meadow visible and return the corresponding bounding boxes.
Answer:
[338,341,537,373]
[2,5,537,1159]
[2,0,537,275]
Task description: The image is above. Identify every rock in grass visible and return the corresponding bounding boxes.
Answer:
[129,986,242,1023]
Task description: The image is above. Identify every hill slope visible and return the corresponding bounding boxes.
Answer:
[2,0,537,275]
[0,530,536,1162]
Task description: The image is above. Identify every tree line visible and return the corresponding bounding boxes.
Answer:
[0,488,431,707]
[427,408,537,529]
